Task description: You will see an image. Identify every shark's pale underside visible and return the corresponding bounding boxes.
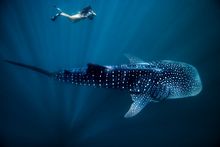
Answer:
[5,55,202,118]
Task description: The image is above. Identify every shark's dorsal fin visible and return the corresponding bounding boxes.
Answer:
[87,63,107,74]
[124,94,152,118]
[124,54,145,64]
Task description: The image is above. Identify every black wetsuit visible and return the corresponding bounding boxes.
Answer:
[80,6,95,20]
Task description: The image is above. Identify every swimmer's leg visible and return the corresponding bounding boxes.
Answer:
[60,12,81,22]
[60,12,72,18]
[51,5,82,22]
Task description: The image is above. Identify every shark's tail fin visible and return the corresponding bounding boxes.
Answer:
[4,60,53,77]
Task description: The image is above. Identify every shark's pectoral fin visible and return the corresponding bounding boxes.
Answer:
[124,94,151,118]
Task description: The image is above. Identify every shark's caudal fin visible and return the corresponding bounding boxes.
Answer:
[4,60,53,77]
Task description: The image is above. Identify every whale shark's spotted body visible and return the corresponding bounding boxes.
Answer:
[5,55,202,118]
[54,55,202,117]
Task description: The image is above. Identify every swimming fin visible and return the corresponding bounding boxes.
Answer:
[51,13,60,21]
[51,6,62,21]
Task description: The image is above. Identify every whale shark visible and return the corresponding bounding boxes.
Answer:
[4,55,202,118]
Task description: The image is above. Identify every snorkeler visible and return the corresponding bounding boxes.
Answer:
[51,5,96,22]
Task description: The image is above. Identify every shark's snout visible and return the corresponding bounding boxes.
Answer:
[189,66,202,96]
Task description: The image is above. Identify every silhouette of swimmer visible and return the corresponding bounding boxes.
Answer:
[51,5,96,22]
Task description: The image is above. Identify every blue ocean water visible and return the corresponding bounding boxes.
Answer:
[1,0,220,146]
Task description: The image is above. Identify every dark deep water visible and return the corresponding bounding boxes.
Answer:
[1,0,220,146]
